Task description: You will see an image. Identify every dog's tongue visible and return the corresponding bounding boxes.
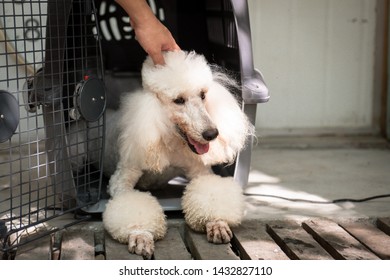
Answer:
[188,137,209,155]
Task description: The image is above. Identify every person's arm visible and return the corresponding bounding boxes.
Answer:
[116,0,180,65]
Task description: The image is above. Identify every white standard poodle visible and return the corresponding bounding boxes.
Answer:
[101,50,254,259]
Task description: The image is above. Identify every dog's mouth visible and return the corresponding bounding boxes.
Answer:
[187,136,210,155]
[176,127,210,155]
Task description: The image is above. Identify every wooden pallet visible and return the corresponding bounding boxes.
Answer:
[3,217,390,260]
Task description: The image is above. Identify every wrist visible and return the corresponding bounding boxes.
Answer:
[116,0,156,28]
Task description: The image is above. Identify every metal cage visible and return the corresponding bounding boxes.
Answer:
[0,0,106,257]
[86,0,269,211]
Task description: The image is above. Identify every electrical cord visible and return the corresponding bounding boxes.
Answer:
[244,193,390,204]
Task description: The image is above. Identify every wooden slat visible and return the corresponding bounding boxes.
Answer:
[15,235,51,260]
[266,221,333,260]
[339,220,390,259]
[302,219,380,260]
[94,230,106,260]
[7,217,390,260]
[50,231,62,260]
[154,227,192,260]
[232,220,289,260]
[377,217,390,235]
[184,225,239,260]
[60,229,95,260]
[104,234,144,260]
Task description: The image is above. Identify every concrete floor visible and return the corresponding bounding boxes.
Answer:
[244,136,390,221]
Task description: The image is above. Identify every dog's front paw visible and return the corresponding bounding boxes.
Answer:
[206,220,233,244]
[128,230,154,259]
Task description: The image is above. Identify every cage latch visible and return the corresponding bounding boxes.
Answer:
[70,76,106,122]
[23,68,63,112]
[241,69,269,104]
[0,90,20,143]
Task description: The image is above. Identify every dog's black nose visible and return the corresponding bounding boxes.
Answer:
[202,128,219,141]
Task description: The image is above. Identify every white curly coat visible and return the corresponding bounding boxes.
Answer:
[102,51,253,258]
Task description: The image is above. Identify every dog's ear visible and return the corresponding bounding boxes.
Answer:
[118,92,170,172]
[202,80,254,165]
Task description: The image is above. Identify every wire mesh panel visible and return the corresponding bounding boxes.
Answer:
[0,0,105,256]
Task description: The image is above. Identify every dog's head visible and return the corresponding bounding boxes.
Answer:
[141,51,253,165]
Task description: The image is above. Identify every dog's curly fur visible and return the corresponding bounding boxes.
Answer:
[101,51,254,258]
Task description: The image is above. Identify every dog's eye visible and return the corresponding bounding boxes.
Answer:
[173,97,186,105]
[200,91,206,100]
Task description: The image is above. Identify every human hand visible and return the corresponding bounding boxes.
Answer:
[116,0,180,65]
[131,16,180,65]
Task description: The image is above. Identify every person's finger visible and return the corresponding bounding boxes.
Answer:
[171,43,181,51]
[150,51,165,65]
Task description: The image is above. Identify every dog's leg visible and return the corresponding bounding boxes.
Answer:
[107,164,143,197]
[103,190,167,259]
[182,174,245,244]
[206,219,233,244]
[104,162,167,258]
[127,230,155,258]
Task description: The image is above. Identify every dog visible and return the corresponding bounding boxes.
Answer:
[100,51,254,259]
